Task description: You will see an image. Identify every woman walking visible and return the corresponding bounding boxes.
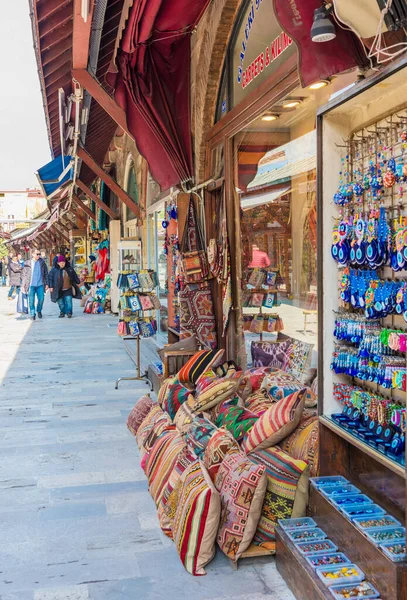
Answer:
[7,254,22,300]
[49,255,80,318]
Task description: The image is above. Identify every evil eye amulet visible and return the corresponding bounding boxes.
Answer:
[162,220,169,229]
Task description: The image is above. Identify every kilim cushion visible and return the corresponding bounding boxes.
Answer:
[250,446,309,550]
[245,389,274,416]
[283,340,314,382]
[251,340,292,368]
[215,405,258,444]
[145,429,186,506]
[173,403,196,435]
[165,460,221,576]
[162,378,193,420]
[242,389,306,454]
[157,446,197,538]
[214,361,239,378]
[202,429,241,488]
[195,369,218,395]
[207,395,241,423]
[185,417,217,458]
[245,367,281,393]
[280,415,319,477]
[126,395,155,435]
[216,452,267,561]
[178,349,224,386]
[136,405,171,453]
[261,370,317,406]
[188,372,242,413]
[157,376,175,407]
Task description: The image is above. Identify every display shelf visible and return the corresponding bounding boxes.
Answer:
[320,416,406,479]
[309,486,406,600]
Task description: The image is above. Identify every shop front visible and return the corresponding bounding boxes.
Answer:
[205,0,355,370]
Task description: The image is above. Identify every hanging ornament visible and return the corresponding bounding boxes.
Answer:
[383,169,396,188]
[162,219,169,229]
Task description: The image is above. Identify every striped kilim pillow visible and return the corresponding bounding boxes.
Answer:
[249,446,309,551]
[145,430,186,506]
[216,452,267,561]
[166,460,220,576]
[185,417,217,458]
[136,405,171,453]
[202,428,241,488]
[242,388,306,454]
[188,372,242,413]
[178,349,224,386]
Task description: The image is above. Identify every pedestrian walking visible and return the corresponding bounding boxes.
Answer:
[48,254,80,318]
[21,249,49,320]
[7,254,22,299]
[1,258,7,286]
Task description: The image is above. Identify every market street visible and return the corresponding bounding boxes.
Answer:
[0,289,294,600]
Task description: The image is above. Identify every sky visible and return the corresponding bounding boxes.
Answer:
[0,2,51,190]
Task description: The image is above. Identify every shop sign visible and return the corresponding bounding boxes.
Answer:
[232,0,297,107]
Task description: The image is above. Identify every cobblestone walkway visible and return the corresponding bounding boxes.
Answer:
[0,288,294,600]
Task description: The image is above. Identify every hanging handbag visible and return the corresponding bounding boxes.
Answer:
[16,291,28,315]
[250,315,264,334]
[128,295,142,312]
[129,319,140,336]
[266,271,277,287]
[250,293,264,307]
[267,316,277,332]
[151,294,162,310]
[248,268,266,288]
[263,293,275,309]
[128,273,140,290]
[139,294,154,311]
[117,320,126,336]
[180,197,210,283]
[84,298,94,314]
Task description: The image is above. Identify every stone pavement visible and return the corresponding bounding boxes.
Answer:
[0,288,295,600]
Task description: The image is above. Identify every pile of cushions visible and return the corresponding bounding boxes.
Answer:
[126,349,319,576]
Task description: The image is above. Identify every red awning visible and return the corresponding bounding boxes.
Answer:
[107,0,211,190]
[273,0,368,87]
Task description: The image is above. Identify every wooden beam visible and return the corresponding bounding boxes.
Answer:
[72,0,94,70]
[76,179,117,220]
[53,223,70,245]
[71,69,129,134]
[77,146,143,220]
[72,193,96,221]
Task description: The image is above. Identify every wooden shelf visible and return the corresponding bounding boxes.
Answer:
[319,416,406,479]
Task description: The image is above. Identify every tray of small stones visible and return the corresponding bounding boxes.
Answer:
[316,565,365,588]
[305,552,352,571]
[329,581,380,598]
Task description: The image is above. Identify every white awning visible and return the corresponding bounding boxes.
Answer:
[241,186,290,210]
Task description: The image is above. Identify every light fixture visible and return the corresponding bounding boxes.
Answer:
[310,4,336,43]
[309,80,329,90]
[282,100,301,109]
[81,107,89,126]
[261,113,279,122]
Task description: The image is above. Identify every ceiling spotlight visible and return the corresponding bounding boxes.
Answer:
[282,100,301,109]
[311,5,336,43]
[262,114,279,122]
[309,80,329,90]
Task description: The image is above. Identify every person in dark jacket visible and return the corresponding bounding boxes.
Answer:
[21,249,49,320]
[7,254,22,299]
[48,255,80,318]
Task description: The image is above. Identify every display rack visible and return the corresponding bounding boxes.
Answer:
[243,267,283,340]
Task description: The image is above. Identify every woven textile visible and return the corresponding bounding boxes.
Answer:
[202,429,241,488]
[215,405,258,444]
[136,405,171,454]
[251,341,291,368]
[179,284,218,350]
[208,396,240,423]
[250,447,309,550]
[284,340,314,382]
[216,452,267,561]
[178,349,224,386]
[261,371,317,406]
[243,389,306,454]
[173,403,197,435]
[127,395,155,435]
[145,430,186,506]
[280,416,319,477]
[245,367,281,393]
[162,378,192,420]
[158,377,175,407]
[185,417,217,458]
[195,370,218,395]
[245,389,274,416]
[188,372,242,413]
[165,460,221,576]
[157,446,197,537]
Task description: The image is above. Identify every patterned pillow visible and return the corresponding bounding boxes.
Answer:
[214,361,239,378]
[208,395,241,422]
[283,340,314,382]
[157,377,175,407]
[250,446,309,550]
[280,416,319,477]
[216,452,267,561]
[245,367,281,393]
[162,378,192,420]
[215,405,258,444]
[173,403,196,435]
[126,395,155,435]
[245,389,274,416]
[242,389,306,454]
[188,372,242,413]
[178,349,224,386]
[136,405,171,453]
[195,369,218,395]
[261,371,317,406]
[165,460,221,575]
[145,429,186,506]
[251,341,291,368]
[185,417,217,458]
[157,446,197,537]
[202,429,241,488]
